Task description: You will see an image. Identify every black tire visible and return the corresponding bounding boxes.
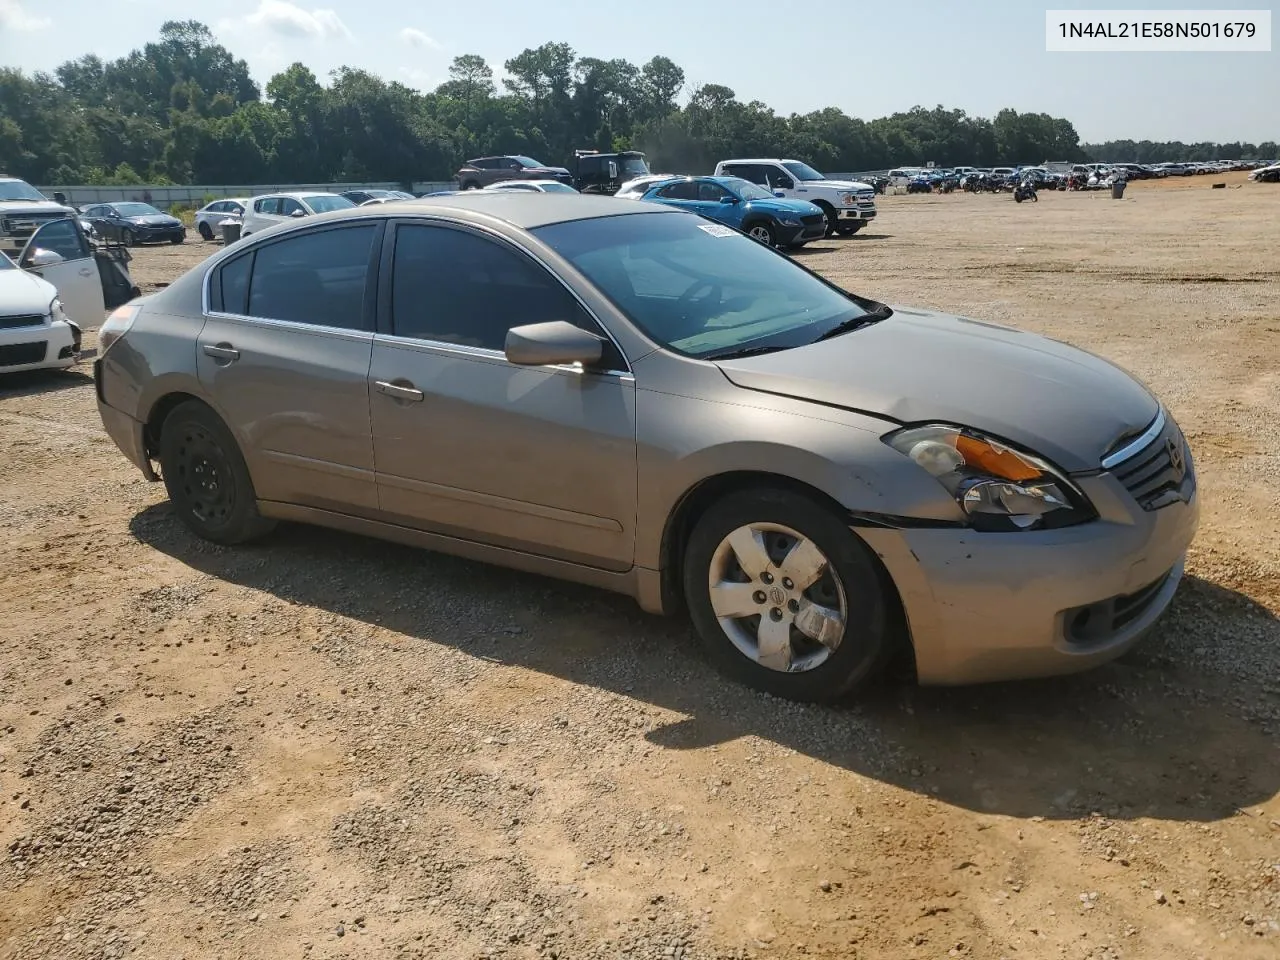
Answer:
[171,234,185,244]
[682,488,895,702]
[811,201,839,236]
[121,228,136,247]
[836,222,863,237]
[461,181,480,191]
[198,222,214,241]
[744,221,776,247]
[158,400,275,545]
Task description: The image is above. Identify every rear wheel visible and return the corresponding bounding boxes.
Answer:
[745,222,777,247]
[198,222,214,241]
[461,181,481,190]
[683,488,894,702]
[158,400,275,545]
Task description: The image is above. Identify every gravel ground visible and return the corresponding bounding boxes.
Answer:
[1,176,1278,960]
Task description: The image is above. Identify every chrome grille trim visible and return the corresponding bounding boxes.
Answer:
[1101,407,1166,469]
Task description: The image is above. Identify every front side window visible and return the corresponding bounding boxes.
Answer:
[26,218,89,263]
[246,225,378,330]
[697,181,731,202]
[389,223,623,368]
[723,178,774,201]
[781,161,826,182]
[534,213,882,360]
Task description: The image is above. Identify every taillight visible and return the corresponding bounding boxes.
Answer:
[99,304,141,355]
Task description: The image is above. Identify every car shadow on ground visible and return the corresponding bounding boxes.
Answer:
[0,369,94,399]
[130,504,1279,824]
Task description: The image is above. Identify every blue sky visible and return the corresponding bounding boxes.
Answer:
[0,0,1274,142]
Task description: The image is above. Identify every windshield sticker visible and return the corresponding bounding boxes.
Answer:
[698,223,737,238]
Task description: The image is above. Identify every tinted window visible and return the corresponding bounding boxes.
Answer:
[390,223,624,368]
[217,253,252,315]
[697,181,730,202]
[656,181,697,200]
[254,198,279,215]
[534,213,876,360]
[279,197,305,216]
[247,225,378,330]
[27,218,89,263]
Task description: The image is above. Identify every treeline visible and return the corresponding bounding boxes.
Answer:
[1082,139,1277,164]
[0,20,1266,187]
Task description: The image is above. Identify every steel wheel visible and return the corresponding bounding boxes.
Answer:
[171,423,237,527]
[707,522,847,673]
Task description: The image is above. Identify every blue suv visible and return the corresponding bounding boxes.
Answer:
[638,176,827,248]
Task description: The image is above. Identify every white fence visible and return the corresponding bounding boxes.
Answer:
[38,182,458,206]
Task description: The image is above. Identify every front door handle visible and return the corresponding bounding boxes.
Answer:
[78,267,93,278]
[375,380,424,402]
[202,343,240,363]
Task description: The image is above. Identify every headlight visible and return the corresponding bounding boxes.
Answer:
[99,303,141,355]
[778,216,801,226]
[50,297,67,324]
[840,192,856,205]
[882,424,1096,532]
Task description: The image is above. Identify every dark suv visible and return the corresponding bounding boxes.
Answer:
[454,156,574,190]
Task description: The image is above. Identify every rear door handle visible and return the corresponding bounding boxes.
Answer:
[375,380,424,402]
[202,343,240,362]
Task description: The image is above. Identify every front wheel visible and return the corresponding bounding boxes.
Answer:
[121,228,136,247]
[170,234,185,244]
[836,222,863,236]
[683,488,894,702]
[158,400,276,545]
[745,222,776,247]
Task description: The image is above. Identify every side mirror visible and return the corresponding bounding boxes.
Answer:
[505,320,604,368]
[289,209,307,218]
[719,195,738,204]
[607,161,619,180]
[25,248,66,268]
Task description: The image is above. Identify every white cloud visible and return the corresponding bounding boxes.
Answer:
[398,66,434,90]
[0,0,51,31]
[398,27,440,50]
[237,1,352,41]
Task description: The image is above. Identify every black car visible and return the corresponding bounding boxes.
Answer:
[80,202,186,246]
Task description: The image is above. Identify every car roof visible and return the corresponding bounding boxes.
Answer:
[267,193,677,232]
[720,159,790,164]
[254,191,340,199]
[490,180,565,187]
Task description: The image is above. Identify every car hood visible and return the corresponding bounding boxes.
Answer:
[0,268,56,315]
[131,214,180,226]
[533,166,572,176]
[803,179,873,192]
[713,306,1160,473]
[0,200,75,216]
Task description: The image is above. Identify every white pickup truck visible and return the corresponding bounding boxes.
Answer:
[713,159,877,236]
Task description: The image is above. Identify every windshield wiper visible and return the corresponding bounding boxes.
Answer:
[811,306,892,343]
[701,343,788,361]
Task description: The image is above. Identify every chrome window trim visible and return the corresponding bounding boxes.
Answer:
[373,331,634,381]
[202,310,376,344]
[1101,407,1167,469]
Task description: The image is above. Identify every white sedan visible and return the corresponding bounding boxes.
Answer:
[485,179,580,194]
[2,216,135,374]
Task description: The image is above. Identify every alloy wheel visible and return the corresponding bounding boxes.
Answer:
[706,522,847,673]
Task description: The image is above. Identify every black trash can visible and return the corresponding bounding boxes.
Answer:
[1110,180,1127,199]
[220,219,242,244]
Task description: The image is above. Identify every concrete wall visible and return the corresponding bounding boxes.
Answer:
[38,182,458,206]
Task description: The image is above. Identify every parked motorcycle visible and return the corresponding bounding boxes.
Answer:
[1013,179,1038,203]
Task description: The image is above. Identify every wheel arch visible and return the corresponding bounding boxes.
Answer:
[658,469,915,676]
[143,391,208,459]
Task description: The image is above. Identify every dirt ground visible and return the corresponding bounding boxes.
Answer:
[2,179,1277,960]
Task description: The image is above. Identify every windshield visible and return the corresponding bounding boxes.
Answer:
[113,202,163,217]
[0,180,48,202]
[306,195,357,213]
[782,161,826,182]
[512,156,543,168]
[533,213,879,359]
[0,251,15,270]
[621,155,649,175]
[724,178,774,201]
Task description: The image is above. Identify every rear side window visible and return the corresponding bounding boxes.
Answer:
[218,253,252,315]
[254,198,279,215]
[246,225,378,330]
[389,223,624,368]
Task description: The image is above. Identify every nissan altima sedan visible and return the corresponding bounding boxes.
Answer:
[94,195,1199,701]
